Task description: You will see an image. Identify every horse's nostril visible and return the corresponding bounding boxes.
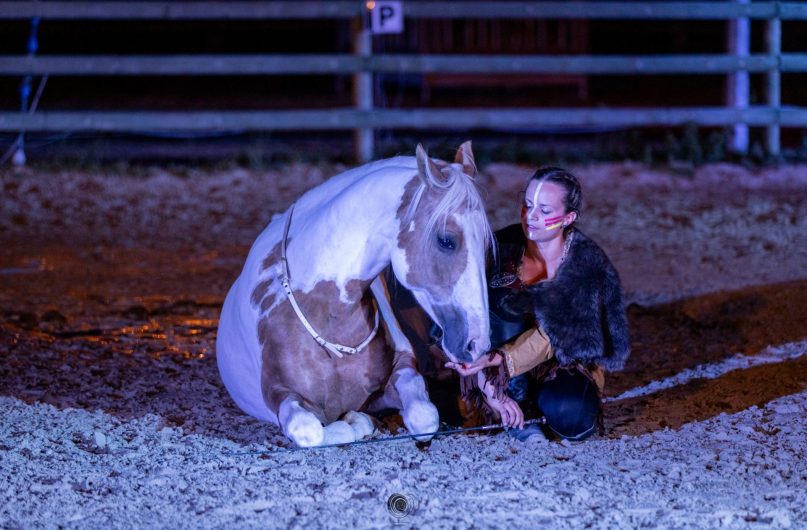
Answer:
[428,323,443,345]
[466,340,477,353]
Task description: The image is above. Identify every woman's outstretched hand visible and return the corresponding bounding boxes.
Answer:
[445,351,521,427]
[487,394,524,429]
[445,350,502,376]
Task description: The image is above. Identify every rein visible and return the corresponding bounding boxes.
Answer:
[228,417,546,455]
[280,203,380,359]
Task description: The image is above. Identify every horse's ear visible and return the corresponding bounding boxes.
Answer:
[416,143,448,187]
[454,140,476,177]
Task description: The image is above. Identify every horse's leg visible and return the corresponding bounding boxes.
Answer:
[343,410,376,439]
[369,274,440,439]
[393,351,440,438]
[277,394,326,447]
[279,395,383,447]
[280,401,377,446]
[275,383,378,446]
[367,350,439,439]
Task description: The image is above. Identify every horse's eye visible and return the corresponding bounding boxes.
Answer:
[436,234,457,252]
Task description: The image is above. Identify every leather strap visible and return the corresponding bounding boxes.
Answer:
[279,203,379,359]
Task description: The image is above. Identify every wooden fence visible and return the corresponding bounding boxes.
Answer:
[1,1,806,161]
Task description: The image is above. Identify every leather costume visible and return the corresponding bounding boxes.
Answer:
[479,224,630,439]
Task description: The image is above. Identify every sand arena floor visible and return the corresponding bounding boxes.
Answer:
[1,159,806,529]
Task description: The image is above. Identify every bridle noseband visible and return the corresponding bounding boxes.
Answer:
[279,203,380,359]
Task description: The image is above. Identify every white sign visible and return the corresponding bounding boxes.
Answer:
[370,1,404,34]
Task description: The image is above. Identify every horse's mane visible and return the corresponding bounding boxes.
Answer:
[403,162,494,254]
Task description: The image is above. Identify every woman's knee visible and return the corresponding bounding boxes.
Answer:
[535,368,601,441]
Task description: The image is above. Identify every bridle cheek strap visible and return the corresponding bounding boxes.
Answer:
[279,203,380,359]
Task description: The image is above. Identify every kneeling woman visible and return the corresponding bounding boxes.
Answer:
[448,167,630,440]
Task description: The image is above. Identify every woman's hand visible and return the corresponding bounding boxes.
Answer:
[445,350,502,376]
[473,367,524,429]
[486,394,524,429]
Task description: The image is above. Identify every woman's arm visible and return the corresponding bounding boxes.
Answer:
[444,350,502,376]
[446,356,524,427]
[497,326,554,377]
[477,371,524,429]
[445,325,554,378]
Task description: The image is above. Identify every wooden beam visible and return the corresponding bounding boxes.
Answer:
[726,0,750,154]
[5,54,807,76]
[352,18,373,163]
[766,16,782,156]
[3,2,807,20]
[404,2,778,20]
[0,2,362,20]
[1,107,801,132]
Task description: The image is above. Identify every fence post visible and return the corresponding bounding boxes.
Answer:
[726,0,749,155]
[765,6,781,158]
[352,15,373,163]
[11,16,40,166]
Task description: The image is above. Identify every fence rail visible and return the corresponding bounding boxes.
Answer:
[1,1,805,161]
[3,54,807,76]
[2,1,807,20]
[2,107,805,131]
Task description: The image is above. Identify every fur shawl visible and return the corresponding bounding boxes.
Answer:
[493,224,630,371]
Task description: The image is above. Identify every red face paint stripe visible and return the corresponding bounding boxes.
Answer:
[543,216,563,225]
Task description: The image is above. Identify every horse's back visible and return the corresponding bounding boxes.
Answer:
[291,156,416,217]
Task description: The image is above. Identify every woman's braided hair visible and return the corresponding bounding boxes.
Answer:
[528,166,583,220]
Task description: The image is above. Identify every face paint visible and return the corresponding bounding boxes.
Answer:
[523,180,542,239]
[543,215,564,230]
[527,180,542,221]
[524,179,568,240]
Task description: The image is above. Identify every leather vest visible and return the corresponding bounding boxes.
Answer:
[488,251,534,349]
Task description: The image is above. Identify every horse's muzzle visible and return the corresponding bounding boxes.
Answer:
[432,304,472,362]
[429,324,480,363]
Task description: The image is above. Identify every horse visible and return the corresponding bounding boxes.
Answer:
[216,142,492,447]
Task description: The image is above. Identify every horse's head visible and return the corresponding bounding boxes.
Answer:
[391,142,492,363]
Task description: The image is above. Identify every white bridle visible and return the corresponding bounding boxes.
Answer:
[279,204,380,359]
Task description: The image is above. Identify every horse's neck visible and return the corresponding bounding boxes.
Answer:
[289,160,416,303]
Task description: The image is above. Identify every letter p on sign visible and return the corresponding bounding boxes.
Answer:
[370,1,404,34]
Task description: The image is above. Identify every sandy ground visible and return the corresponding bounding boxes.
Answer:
[1,158,806,529]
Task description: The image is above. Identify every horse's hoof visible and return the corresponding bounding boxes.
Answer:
[323,421,356,445]
[403,400,439,441]
[285,413,324,447]
[343,411,375,439]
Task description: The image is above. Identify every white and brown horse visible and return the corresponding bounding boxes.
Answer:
[216,142,491,447]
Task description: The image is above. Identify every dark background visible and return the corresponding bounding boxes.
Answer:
[2,7,806,162]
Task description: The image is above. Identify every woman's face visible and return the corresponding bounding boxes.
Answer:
[520,179,576,243]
